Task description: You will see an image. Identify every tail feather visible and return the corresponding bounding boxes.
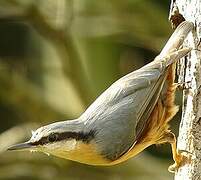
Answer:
[159,21,193,58]
[165,47,192,67]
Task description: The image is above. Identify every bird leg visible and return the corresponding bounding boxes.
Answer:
[167,132,184,172]
[164,131,191,173]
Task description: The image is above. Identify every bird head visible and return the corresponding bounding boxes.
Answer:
[7,123,77,155]
[7,120,106,165]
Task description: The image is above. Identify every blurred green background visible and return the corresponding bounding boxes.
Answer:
[0,0,181,179]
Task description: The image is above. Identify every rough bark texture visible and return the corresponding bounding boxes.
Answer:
[170,0,201,179]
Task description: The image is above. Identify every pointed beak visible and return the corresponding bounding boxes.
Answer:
[7,142,34,151]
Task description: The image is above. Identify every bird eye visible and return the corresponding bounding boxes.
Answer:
[48,133,58,143]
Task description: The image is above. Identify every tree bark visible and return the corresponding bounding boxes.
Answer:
[169,0,201,179]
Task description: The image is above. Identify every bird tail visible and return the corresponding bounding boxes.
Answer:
[153,21,193,67]
[159,21,193,58]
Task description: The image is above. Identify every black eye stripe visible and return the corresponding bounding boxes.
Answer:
[31,130,95,146]
[48,133,59,142]
[31,136,49,146]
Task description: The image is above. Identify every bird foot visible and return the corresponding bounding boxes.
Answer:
[168,150,192,173]
[174,81,191,90]
[168,152,184,173]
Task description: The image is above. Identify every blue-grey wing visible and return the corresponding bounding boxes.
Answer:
[81,60,167,160]
[80,21,193,160]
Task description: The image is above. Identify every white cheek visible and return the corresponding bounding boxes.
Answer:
[46,139,77,151]
[63,139,77,151]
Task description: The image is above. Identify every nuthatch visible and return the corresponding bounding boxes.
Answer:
[8,21,193,172]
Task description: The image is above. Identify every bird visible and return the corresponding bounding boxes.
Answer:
[7,21,193,172]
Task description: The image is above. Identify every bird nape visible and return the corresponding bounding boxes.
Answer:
[7,21,193,173]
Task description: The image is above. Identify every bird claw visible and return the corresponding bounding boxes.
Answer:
[168,149,192,173]
[168,153,184,173]
[174,82,191,90]
[168,163,178,173]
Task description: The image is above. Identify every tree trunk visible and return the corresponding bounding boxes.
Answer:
[169,0,201,179]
